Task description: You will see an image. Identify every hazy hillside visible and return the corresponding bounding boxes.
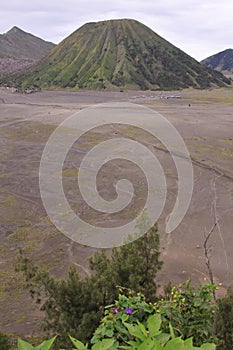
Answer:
[0,26,55,60]
[0,26,55,75]
[201,49,233,77]
[13,19,231,90]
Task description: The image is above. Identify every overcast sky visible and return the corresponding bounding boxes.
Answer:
[1,0,232,61]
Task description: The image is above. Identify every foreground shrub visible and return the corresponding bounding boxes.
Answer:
[0,331,11,350]
[155,281,218,346]
[16,285,218,349]
[216,287,233,349]
[17,313,216,349]
[69,313,216,349]
[91,284,218,347]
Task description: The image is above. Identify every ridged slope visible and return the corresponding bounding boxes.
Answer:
[201,49,233,76]
[10,20,232,90]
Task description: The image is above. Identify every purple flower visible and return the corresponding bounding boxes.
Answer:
[125,307,133,315]
[113,307,119,313]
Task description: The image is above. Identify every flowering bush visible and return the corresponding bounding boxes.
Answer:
[155,281,218,345]
[17,314,216,349]
[17,284,217,349]
[90,283,218,347]
[90,288,154,346]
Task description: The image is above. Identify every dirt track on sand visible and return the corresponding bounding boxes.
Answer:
[0,88,232,335]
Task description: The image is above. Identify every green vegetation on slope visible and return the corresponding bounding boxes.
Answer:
[8,19,231,90]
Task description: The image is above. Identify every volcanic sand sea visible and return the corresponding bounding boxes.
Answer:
[0,87,232,335]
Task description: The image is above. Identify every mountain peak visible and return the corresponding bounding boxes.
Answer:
[201,48,233,77]
[7,26,25,34]
[0,26,55,62]
[6,19,232,90]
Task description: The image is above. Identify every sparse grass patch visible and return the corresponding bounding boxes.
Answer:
[62,168,77,177]
[3,122,56,142]
[1,195,16,207]
[0,173,8,179]
[218,138,233,144]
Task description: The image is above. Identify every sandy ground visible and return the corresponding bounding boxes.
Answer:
[0,87,232,335]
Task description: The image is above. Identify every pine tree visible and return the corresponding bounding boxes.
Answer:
[89,224,162,302]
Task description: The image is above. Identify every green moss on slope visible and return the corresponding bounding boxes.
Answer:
[8,19,232,90]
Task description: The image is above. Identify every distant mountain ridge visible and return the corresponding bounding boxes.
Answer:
[3,19,231,90]
[0,26,55,60]
[201,49,233,77]
[0,26,55,75]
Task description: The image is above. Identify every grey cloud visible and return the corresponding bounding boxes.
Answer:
[0,0,232,60]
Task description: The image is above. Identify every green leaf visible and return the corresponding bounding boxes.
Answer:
[138,338,163,350]
[125,340,139,347]
[200,344,216,350]
[104,329,114,337]
[121,314,129,322]
[169,323,175,339]
[183,337,193,347]
[137,321,147,337]
[194,300,202,307]
[164,337,183,350]
[92,338,115,350]
[147,314,161,337]
[17,338,33,350]
[34,336,56,350]
[156,333,170,345]
[69,335,87,349]
[124,323,145,341]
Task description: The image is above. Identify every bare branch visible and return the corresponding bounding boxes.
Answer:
[203,221,218,301]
